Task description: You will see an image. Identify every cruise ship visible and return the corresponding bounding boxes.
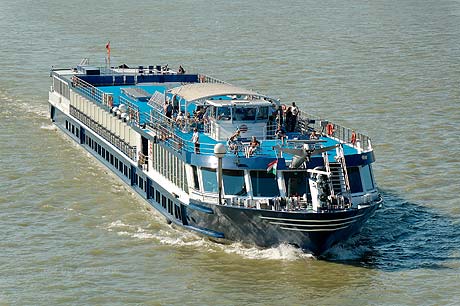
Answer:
[48,59,382,255]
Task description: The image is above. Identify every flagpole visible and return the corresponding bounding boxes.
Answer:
[106,41,111,68]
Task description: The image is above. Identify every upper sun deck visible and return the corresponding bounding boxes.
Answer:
[51,64,373,163]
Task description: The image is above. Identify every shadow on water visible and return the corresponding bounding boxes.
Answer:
[321,189,460,271]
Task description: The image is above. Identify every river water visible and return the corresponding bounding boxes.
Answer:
[1,0,460,305]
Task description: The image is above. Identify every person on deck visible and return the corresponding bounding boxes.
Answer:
[285,106,293,132]
[275,124,287,145]
[164,101,173,119]
[291,102,299,132]
[192,127,200,154]
[310,130,319,140]
[227,129,241,154]
[247,136,260,156]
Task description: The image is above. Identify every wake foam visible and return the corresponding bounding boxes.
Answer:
[221,242,315,261]
[105,219,315,261]
[40,123,57,131]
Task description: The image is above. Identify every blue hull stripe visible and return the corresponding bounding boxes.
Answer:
[184,225,225,238]
[188,203,214,214]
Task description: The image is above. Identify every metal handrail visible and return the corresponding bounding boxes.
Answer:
[297,114,372,152]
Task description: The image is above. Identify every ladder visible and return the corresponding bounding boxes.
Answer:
[322,144,352,207]
[79,58,89,66]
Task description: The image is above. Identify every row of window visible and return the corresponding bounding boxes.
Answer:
[66,118,183,224]
[85,133,131,180]
[190,166,371,198]
[151,143,188,191]
[149,187,183,222]
[65,120,80,139]
[53,76,70,100]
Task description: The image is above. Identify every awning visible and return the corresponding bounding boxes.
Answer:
[168,83,264,102]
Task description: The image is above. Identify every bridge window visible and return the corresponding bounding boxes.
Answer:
[223,170,246,196]
[283,171,309,197]
[201,168,217,193]
[191,166,200,190]
[250,171,279,197]
[361,165,375,191]
[256,107,269,120]
[234,107,256,121]
[216,106,231,121]
[348,167,363,193]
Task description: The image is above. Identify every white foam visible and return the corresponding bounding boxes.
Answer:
[105,221,315,261]
[40,123,57,131]
[108,220,133,229]
[222,242,315,261]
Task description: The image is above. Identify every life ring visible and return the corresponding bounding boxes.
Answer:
[351,130,357,145]
[326,123,334,136]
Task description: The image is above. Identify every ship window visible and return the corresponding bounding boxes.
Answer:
[102,147,106,158]
[348,167,363,193]
[191,166,199,190]
[140,177,144,190]
[223,170,246,196]
[283,171,309,197]
[256,106,269,121]
[162,195,167,208]
[71,125,75,134]
[174,204,182,221]
[250,171,280,197]
[234,107,256,121]
[124,165,128,177]
[115,157,118,169]
[110,154,114,165]
[168,199,173,214]
[149,186,154,198]
[361,165,375,191]
[216,106,231,120]
[201,168,217,193]
[76,128,79,138]
[65,120,69,130]
[156,190,161,203]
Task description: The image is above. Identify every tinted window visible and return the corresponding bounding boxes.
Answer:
[250,171,279,197]
[283,171,309,197]
[348,167,363,193]
[201,168,217,193]
[223,170,246,196]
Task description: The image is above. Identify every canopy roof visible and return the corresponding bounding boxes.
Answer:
[169,83,264,102]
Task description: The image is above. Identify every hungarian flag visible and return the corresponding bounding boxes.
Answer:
[106,41,110,56]
[267,159,278,175]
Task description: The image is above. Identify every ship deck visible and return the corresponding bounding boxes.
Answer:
[97,84,360,159]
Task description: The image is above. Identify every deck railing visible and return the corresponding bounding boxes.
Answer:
[69,74,372,157]
[70,105,137,160]
[297,114,372,151]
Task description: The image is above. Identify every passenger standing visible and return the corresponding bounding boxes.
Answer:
[164,101,173,119]
[285,106,293,132]
[291,102,299,132]
[192,127,200,154]
[276,105,284,127]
